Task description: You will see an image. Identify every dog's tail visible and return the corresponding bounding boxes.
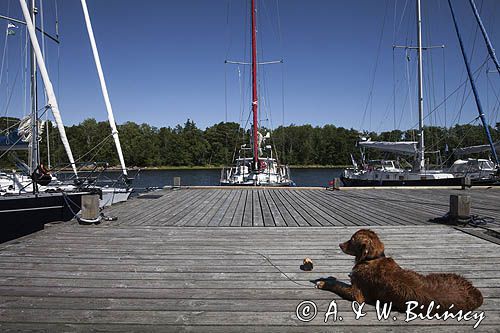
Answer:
[466,283,484,310]
[426,273,483,312]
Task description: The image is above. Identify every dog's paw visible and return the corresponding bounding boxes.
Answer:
[316,281,326,289]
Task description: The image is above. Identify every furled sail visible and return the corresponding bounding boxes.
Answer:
[453,142,500,156]
[17,116,44,143]
[358,140,418,155]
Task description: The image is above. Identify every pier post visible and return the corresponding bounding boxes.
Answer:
[450,194,471,219]
[81,194,100,221]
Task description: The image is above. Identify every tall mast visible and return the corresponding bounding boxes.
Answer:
[29,0,39,192]
[468,0,500,76]
[448,0,499,166]
[20,0,78,176]
[416,0,425,172]
[251,0,259,169]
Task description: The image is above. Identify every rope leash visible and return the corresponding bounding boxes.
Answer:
[229,246,313,288]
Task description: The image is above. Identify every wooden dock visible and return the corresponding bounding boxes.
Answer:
[0,187,499,331]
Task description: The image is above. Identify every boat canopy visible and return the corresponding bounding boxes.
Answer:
[453,142,500,156]
[359,141,418,155]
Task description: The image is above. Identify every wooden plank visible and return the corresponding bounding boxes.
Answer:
[0,268,497,280]
[306,191,373,226]
[1,323,499,333]
[184,189,226,226]
[283,190,333,226]
[274,190,312,226]
[259,190,275,227]
[267,190,299,227]
[321,191,409,226]
[263,189,286,227]
[145,189,209,225]
[194,190,229,226]
[0,323,499,333]
[0,262,498,273]
[174,190,220,226]
[2,296,500,312]
[0,308,497,327]
[242,190,253,227]
[149,189,209,226]
[219,190,241,226]
[117,190,187,223]
[208,190,238,226]
[137,192,207,225]
[2,285,500,300]
[230,190,247,227]
[252,190,264,227]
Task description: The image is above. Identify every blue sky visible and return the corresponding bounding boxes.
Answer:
[0,0,499,133]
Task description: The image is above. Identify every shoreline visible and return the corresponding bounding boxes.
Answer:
[108,165,349,171]
[28,165,348,172]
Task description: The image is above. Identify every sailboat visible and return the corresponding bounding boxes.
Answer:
[0,0,86,243]
[40,0,133,207]
[1,0,133,208]
[341,0,463,187]
[220,0,293,186]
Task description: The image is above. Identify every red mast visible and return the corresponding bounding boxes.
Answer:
[251,0,259,169]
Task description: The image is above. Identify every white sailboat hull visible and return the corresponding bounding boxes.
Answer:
[99,187,133,207]
[341,168,463,187]
[1,172,132,207]
[220,159,294,186]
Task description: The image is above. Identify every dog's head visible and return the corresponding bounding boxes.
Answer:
[339,229,385,263]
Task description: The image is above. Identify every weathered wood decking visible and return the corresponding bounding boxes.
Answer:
[105,187,500,227]
[0,187,499,332]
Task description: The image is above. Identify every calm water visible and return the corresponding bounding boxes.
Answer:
[128,168,343,189]
[56,168,343,189]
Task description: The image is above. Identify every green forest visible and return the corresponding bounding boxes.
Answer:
[1,117,499,170]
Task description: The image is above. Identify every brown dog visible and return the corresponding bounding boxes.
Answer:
[316,229,483,314]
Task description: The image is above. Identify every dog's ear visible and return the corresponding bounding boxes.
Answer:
[356,237,385,263]
[356,242,371,262]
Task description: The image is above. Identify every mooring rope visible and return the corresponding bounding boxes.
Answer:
[429,212,495,227]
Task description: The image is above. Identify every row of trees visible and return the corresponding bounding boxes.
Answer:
[1,117,499,169]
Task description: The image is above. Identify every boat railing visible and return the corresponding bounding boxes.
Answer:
[51,161,132,190]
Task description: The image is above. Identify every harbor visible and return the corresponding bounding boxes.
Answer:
[1,0,500,331]
[0,186,499,331]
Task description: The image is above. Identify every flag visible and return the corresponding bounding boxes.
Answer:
[7,22,17,36]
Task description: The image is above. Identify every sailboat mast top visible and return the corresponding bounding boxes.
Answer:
[19,0,78,176]
[251,0,259,168]
[416,0,425,172]
[80,0,127,176]
[468,0,500,76]
[448,0,499,166]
